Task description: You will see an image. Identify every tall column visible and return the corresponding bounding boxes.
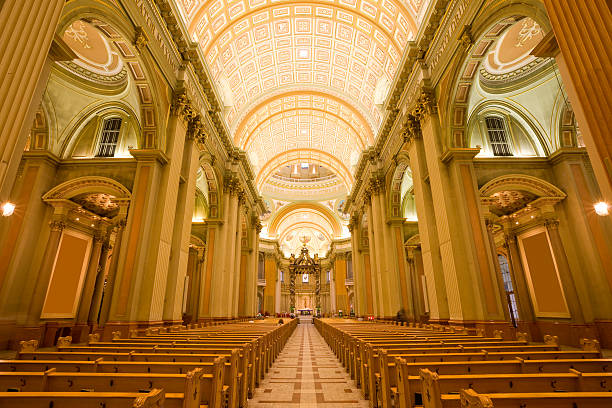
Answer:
[0,151,59,346]
[88,236,112,325]
[199,222,220,319]
[405,122,448,321]
[231,197,245,317]
[503,232,535,324]
[103,149,166,338]
[25,216,66,326]
[244,217,261,317]
[222,182,239,318]
[209,184,231,318]
[191,247,205,322]
[74,228,107,341]
[416,91,504,323]
[377,187,402,317]
[542,0,612,204]
[544,218,585,323]
[99,218,126,325]
[348,216,365,316]
[163,117,203,324]
[484,221,511,322]
[389,219,412,318]
[0,0,65,201]
[365,192,384,317]
[406,246,426,321]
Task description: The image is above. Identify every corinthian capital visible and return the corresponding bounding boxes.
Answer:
[368,172,385,195]
[402,113,422,143]
[171,90,194,121]
[49,219,66,232]
[413,88,437,120]
[188,115,207,143]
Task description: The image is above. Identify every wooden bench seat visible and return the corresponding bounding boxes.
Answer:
[414,369,612,408]
[457,388,612,408]
[0,388,166,408]
[20,350,242,408]
[0,369,203,408]
[0,358,225,408]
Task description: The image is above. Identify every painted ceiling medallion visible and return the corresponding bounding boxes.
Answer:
[480,17,547,87]
[60,20,127,86]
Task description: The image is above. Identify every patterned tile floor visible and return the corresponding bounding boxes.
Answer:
[249,320,368,407]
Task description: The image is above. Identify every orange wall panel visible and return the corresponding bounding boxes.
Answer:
[41,230,92,318]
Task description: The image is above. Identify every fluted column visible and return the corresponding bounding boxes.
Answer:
[200,222,220,318]
[544,218,585,323]
[348,216,364,316]
[0,0,64,201]
[366,195,382,316]
[224,187,239,318]
[377,187,402,317]
[26,217,66,325]
[243,217,261,317]
[75,229,107,329]
[210,185,231,318]
[485,221,510,322]
[389,219,412,318]
[542,0,612,204]
[416,90,505,323]
[405,121,448,321]
[503,232,535,323]
[163,116,203,323]
[232,198,245,317]
[88,238,112,324]
[99,218,127,326]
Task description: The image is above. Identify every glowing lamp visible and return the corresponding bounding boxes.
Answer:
[594,201,610,216]
[1,202,15,217]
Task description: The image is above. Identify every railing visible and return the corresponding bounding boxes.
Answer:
[270,173,337,183]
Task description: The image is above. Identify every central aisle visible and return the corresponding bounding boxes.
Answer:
[249,321,369,407]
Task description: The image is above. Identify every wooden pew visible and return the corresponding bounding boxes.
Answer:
[459,388,612,408]
[0,358,225,408]
[0,368,202,408]
[20,350,240,408]
[0,388,165,407]
[416,368,612,408]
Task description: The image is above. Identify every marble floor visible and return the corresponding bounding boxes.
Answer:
[249,321,369,407]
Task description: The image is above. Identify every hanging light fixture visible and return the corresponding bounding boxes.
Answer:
[594,201,610,216]
[1,202,15,217]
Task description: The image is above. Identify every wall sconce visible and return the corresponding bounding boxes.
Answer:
[594,201,609,216]
[1,202,15,217]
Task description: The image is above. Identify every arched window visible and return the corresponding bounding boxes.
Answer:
[346,253,353,281]
[498,254,519,326]
[485,116,513,157]
[96,117,122,157]
[258,253,265,280]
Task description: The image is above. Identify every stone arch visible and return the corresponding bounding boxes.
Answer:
[198,158,221,220]
[58,1,163,150]
[388,152,411,219]
[467,100,550,156]
[267,202,342,238]
[26,105,50,151]
[480,174,566,199]
[43,176,131,219]
[59,101,142,159]
[444,0,552,148]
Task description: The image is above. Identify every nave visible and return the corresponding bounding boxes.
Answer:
[250,320,368,407]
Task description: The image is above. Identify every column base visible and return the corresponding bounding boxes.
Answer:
[595,320,612,349]
[71,323,92,344]
[0,320,16,349]
[102,320,165,341]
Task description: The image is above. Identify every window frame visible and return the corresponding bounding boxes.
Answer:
[95,116,123,158]
[484,115,514,157]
